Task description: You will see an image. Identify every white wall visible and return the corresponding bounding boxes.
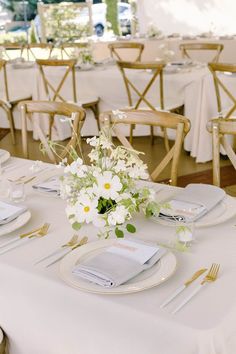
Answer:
[137,0,236,35]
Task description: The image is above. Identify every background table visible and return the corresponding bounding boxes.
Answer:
[0,158,236,354]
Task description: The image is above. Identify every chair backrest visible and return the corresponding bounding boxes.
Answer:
[1,43,24,60]
[99,109,191,186]
[36,59,77,102]
[19,100,85,163]
[208,62,236,119]
[26,43,53,60]
[116,60,165,110]
[179,43,223,63]
[0,59,10,101]
[207,118,236,186]
[108,42,144,62]
[60,42,88,59]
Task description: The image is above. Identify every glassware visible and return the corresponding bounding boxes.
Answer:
[10,181,25,203]
[174,221,195,251]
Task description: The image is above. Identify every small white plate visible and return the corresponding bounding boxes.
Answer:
[0,211,31,236]
[0,149,10,164]
[152,193,236,228]
[60,239,177,295]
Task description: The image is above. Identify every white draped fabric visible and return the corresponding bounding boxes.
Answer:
[0,158,236,354]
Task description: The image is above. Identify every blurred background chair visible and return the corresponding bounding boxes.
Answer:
[36,59,100,130]
[0,328,7,354]
[0,59,32,144]
[19,101,85,163]
[108,42,144,62]
[1,43,24,60]
[116,60,184,148]
[208,62,236,119]
[100,109,190,186]
[180,43,223,63]
[26,43,53,61]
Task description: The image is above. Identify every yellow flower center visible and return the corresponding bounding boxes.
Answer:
[84,206,90,213]
[104,183,111,190]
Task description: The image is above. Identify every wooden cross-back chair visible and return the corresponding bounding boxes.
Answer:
[0,59,32,144]
[60,42,88,59]
[108,42,144,62]
[36,59,100,132]
[208,63,236,119]
[19,101,86,163]
[1,43,24,60]
[26,43,53,60]
[99,109,191,186]
[179,43,223,63]
[207,118,236,187]
[116,60,183,149]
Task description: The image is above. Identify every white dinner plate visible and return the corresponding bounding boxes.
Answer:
[60,239,177,295]
[152,192,236,228]
[0,211,31,236]
[0,149,10,164]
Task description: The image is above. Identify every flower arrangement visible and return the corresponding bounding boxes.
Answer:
[146,23,162,39]
[59,122,160,238]
[158,43,175,63]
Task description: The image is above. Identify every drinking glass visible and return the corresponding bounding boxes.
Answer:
[174,221,195,251]
[10,181,25,203]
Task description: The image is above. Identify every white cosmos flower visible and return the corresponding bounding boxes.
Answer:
[107,205,129,226]
[64,158,87,177]
[113,159,127,172]
[94,171,122,200]
[86,136,98,147]
[128,166,149,180]
[75,196,98,224]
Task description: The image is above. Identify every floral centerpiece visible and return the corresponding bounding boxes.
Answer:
[59,126,160,238]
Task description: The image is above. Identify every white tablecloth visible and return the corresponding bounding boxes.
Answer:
[0,158,236,354]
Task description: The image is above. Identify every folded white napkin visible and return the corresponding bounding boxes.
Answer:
[32,177,60,194]
[0,201,27,225]
[158,184,225,223]
[72,239,166,288]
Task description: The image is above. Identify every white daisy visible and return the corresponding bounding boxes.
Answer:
[94,171,122,200]
[107,205,129,226]
[75,196,98,224]
[64,158,87,177]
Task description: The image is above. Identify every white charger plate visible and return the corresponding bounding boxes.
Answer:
[152,193,236,228]
[0,211,31,236]
[60,239,177,295]
[0,149,10,164]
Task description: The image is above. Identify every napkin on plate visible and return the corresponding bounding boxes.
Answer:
[158,184,225,223]
[0,201,27,225]
[72,239,166,288]
[32,176,60,195]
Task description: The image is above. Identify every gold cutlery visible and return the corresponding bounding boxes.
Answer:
[0,223,50,255]
[160,268,207,308]
[41,236,88,268]
[172,263,220,314]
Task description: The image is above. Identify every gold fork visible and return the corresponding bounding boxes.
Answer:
[172,263,220,314]
[28,223,50,239]
[19,223,50,239]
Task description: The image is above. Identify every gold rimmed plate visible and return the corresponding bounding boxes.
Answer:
[59,239,177,295]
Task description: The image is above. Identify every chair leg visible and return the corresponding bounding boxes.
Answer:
[90,103,100,132]
[129,124,135,145]
[163,127,170,152]
[150,126,155,145]
[8,110,16,145]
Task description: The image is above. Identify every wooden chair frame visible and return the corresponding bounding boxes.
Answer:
[116,60,168,147]
[26,43,53,61]
[100,109,191,186]
[208,63,236,119]
[207,118,236,187]
[180,43,223,63]
[108,42,144,62]
[1,43,24,60]
[0,59,32,143]
[19,100,86,163]
[60,43,88,59]
[36,58,100,131]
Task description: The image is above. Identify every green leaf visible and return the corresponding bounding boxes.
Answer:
[126,224,136,233]
[72,222,82,231]
[68,214,75,219]
[115,227,124,238]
